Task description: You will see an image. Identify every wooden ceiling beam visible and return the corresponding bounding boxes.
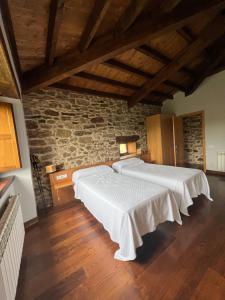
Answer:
[114,0,148,34]
[136,45,170,64]
[177,25,212,61]
[53,82,163,106]
[136,44,195,77]
[159,0,183,12]
[205,61,225,77]
[177,26,195,43]
[104,59,186,92]
[186,54,225,96]
[79,0,111,51]
[128,15,225,107]
[52,82,129,100]
[150,91,173,99]
[141,99,163,107]
[22,0,225,92]
[165,81,186,92]
[45,0,65,66]
[76,72,139,90]
[104,59,152,78]
[76,71,174,99]
[186,37,225,95]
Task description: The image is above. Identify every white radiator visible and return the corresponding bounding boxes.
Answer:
[0,195,25,300]
[217,151,225,171]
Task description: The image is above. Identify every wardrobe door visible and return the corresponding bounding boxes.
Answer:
[146,115,163,164]
[161,115,175,166]
[173,115,184,167]
[0,103,21,172]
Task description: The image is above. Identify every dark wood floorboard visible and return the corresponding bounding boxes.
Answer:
[16,175,225,300]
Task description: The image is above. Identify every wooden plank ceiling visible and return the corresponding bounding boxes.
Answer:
[0,27,19,98]
[2,0,225,106]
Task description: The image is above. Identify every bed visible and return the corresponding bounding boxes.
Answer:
[112,158,212,216]
[73,165,182,261]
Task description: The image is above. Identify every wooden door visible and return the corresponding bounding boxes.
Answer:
[161,115,175,166]
[173,115,184,167]
[146,114,163,164]
[0,103,21,172]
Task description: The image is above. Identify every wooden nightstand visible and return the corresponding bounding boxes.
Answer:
[140,153,155,164]
[49,169,75,206]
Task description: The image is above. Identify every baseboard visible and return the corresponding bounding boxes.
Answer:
[24,217,39,230]
[206,170,225,176]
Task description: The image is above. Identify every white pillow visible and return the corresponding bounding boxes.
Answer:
[72,165,113,182]
[112,158,144,172]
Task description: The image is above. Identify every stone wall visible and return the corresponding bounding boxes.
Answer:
[183,114,203,166]
[22,88,160,210]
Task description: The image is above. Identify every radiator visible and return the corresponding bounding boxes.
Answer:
[0,195,25,300]
[217,151,225,171]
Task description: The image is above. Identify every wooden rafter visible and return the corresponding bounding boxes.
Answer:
[128,15,225,107]
[114,0,148,34]
[0,0,22,78]
[141,99,163,107]
[186,36,225,95]
[186,53,225,96]
[22,0,225,92]
[104,59,186,92]
[177,25,211,61]
[136,45,195,77]
[53,82,128,100]
[205,60,225,78]
[177,26,195,43]
[75,72,173,99]
[159,0,183,13]
[45,0,65,66]
[151,92,173,100]
[104,59,153,77]
[76,72,139,90]
[53,82,163,106]
[79,0,111,51]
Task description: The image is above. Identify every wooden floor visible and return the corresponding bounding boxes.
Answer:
[16,175,225,300]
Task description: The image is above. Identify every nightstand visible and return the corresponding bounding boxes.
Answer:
[49,169,74,206]
[140,153,155,164]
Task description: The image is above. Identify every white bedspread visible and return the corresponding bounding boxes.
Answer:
[73,166,182,261]
[112,159,212,216]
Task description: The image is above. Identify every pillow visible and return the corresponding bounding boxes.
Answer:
[112,157,144,172]
[72,165,113,182]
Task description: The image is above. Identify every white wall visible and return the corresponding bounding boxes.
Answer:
[0,97,37,222]
[162,70,225,171]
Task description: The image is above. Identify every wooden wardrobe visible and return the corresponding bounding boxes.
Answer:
[146,114,175,165]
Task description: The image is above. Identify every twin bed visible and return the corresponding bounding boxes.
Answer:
[112,158,212,216]
[72,158,212,261]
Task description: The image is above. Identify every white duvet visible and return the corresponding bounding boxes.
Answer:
[73,165,182,261]
[112,158,212,216]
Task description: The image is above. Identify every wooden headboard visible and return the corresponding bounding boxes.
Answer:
[49,160,118,205]
[49,160,116,189]
[48,156,144,206]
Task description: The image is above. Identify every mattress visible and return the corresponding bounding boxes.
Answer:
[73,165,182,261]
[112,158,212,216]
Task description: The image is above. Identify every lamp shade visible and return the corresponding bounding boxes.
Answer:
[119,143,127,154]
[45,165,56,174]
